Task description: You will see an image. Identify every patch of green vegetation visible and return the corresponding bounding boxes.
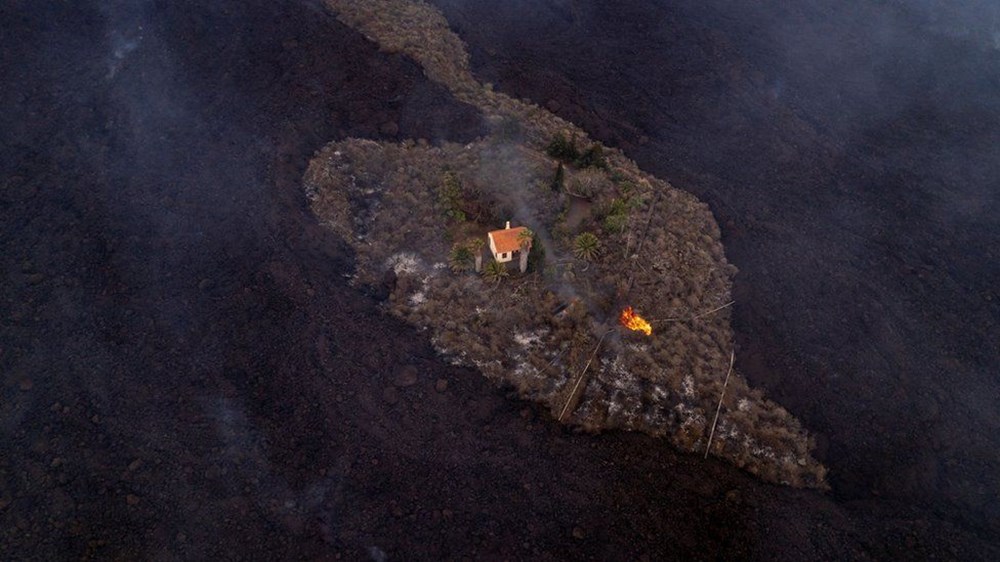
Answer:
[439,171,467,222]
[546,133,606,170]
[567,169,609,200]
[482,259,509,284]
[449,242,475,273]
[575,143,606,169]
[601,196,635,234]
[527,236,547,272]
[572,232,601,261]
[545,132,580,162]
[603,211,628,234]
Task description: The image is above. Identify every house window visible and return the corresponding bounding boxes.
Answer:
[501,252,508,259]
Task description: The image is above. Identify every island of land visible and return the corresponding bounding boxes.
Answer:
[307,0,827,488]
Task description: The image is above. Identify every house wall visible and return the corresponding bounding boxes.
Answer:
[488,235,515,263]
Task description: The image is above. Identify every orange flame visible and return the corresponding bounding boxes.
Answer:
[619,306,652,335]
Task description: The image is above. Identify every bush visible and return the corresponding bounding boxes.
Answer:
[482,259,509,283]
[573,232,601,261]
[607,198,628,217]
[568,169,610,199]
[599,197,628,232]
[527,237,547,271]
[603,212,628,234]
[449,243,475,273]
[617,179,637,198]
[609,169,628,184]
[439,171,467,222]
[575,143,606,169]
[546,133,580,162]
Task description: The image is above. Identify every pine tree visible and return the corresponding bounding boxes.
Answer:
[551,163,565,192]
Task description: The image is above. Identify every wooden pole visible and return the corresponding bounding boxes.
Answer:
[659,300,735,324]
[557,330,612,422]
[704,349,735,459]
[623,190,662,298]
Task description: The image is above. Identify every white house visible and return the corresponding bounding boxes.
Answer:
[487,221,531,271]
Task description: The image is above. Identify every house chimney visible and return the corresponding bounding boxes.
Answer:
[505,220,510,229]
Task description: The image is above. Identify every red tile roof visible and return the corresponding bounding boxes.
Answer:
[488,225,529,254]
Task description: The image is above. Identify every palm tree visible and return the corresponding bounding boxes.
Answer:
[482,259,509,285]
[517,228,534,273]
[573,232,601,262]
[468,237,485,272]
[449,243,474,273]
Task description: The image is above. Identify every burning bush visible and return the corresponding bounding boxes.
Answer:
[619,306,652,335]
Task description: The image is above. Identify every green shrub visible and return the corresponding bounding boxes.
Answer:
[575,143,606,169]
[607,198,628,217]
[573,232,601,261]
[439,171,467,222]
[527,238,547,271]
[568,169,609,199]
[618,179,637,198]
[546,133,580,162]
[449,243,475,273]
[603,212,628,234]
[597,196,634,234]
[482,259,509,283]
